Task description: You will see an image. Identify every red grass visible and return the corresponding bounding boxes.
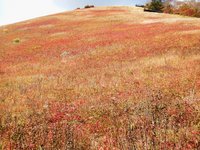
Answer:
[0,6,200,149]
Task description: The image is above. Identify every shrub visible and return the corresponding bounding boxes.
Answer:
[163,4,174,14]
[84,5,95,9]
[176,4,196,16]
[13,38,21,44]
[135,4,145,8]
[164,3,200,18]
[195,9,200,17]
[145,1,164,12]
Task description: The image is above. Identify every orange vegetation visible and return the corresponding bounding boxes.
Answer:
[0,6,200,149]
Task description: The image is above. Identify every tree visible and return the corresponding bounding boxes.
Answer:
[145,0,164,12]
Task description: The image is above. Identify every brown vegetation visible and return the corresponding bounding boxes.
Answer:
[0,6,200,149]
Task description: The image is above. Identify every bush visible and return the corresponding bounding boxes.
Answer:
[163,4,174,14]
[13,38,21,44]
[164,3,200,18]
[84,5,95,9]
[195,9,200,17]
[145,1,164,12]
[135,4,145,8]
[176,4,196,16]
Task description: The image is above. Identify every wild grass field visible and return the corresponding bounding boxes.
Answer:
[0,6,200,149]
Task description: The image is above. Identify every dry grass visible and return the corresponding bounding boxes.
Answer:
[0,6,200,149]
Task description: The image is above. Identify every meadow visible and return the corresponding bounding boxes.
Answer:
[0,6,200,149]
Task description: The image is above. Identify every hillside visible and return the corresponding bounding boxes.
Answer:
[0,6,200,149]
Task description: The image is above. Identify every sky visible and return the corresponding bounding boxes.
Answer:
[0,0,147,26]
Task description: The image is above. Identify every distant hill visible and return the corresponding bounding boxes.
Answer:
[1,6,200,149]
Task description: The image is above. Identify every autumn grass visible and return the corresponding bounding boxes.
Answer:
[0,6,200,149]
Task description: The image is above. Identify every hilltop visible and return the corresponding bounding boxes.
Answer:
[0,6,200,149]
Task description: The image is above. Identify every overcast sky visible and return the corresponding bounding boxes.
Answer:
[0,0,147,26]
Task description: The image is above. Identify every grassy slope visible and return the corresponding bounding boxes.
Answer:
[0,6,200,149]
